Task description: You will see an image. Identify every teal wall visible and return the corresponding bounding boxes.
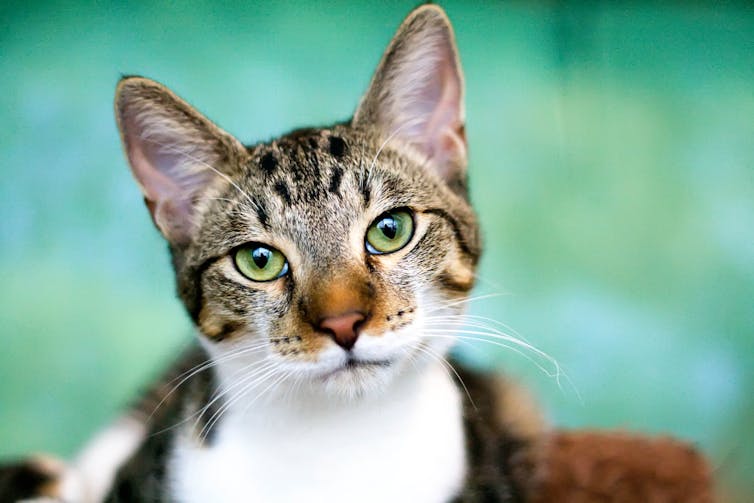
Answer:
[1,1,752,497]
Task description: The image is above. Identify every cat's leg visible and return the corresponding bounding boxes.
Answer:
[59,414,147,502]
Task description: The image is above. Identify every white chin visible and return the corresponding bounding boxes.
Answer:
[319,362,397,400]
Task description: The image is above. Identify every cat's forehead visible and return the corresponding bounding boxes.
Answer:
[199,127,423,260]
[245,128,363,208]
[250,127,426,204]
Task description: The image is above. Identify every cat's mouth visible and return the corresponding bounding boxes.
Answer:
[320,357,392,380]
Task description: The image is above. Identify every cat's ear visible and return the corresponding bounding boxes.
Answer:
[353,5,466,191]
[115,77,247,246]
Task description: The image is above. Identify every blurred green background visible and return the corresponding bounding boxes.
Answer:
[1,0,752,498]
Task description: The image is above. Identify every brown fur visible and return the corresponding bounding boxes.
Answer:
[532,430,716,503]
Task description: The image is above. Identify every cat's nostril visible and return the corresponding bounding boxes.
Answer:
[318,311,366,351]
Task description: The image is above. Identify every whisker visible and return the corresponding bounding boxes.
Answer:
[422,323,558,371]
[423,320,537,352]
[197,364,282,442]
[201,366,291,443]
[140,137,257,208]
[425,314,531,343]
[195,360,278,428]
[201,197,261,218]
[149,357,275,438]
[147,341,269,422]
[423,332,555,374]
[363,115,427,189]
[421,319,581,400]
[424,328,557,368]
[411,342,476,411]
[423,293,506,315]
[238,369,291,419]
[422,331,574,393]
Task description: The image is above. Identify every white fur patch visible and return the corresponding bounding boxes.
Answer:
[168,362,466,503]
[59,415,147,503]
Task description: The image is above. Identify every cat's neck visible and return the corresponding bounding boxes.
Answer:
[170,358,467,503]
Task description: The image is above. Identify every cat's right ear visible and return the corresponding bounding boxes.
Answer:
[115,77,247,246]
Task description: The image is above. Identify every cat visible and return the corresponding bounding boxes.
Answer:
[0,5,547,502]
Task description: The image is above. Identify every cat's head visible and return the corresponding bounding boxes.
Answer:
[115,5,480,399]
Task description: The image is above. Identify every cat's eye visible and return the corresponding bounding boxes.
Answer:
[365,209,415,255]
[234,244,289,282]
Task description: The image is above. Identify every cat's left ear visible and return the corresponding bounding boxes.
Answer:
[353,5,466,193]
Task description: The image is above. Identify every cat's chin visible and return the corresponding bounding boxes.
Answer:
[316,359,398,401]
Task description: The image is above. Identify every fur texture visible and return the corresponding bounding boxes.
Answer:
[532,430,715,503]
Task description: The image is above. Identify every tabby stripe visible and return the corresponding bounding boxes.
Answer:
[253,198,270,230]
[211,321,242,342]
[306,148,320,172]
[329,166,343,194]
[328,135,346,157]
[260,151,277,175]
[436,271,474,293]
[274,181,292,204]
[186,255,222,323]
[420,208,479,264]
[359,172,371,206]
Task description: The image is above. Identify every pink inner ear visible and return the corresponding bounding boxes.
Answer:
[121,110,211,244]
[127,134,182,205]
[420,59,466,172]
[361,18,467,183]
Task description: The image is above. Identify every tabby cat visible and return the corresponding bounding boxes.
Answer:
[1,5,548,502]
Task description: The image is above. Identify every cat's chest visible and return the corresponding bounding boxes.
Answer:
[168,366,466,503]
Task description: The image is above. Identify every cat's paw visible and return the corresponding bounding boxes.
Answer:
[0,455,68,502]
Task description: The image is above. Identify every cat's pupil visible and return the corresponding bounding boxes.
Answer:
[378,217,398,240]
[252,248,271,268]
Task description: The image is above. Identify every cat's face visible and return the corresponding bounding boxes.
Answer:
[115,6,479,398]
[187,126,478,398]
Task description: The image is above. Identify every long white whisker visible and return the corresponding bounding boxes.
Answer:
[141,137,256,208]
[423,333,556,377]
[198,364,281,442]
[202,366,291,442]
[411,343,476,411]
[423,293,506,315]
[196,360,278,427]
[365,115,427,185]
[424,320,538,351]
[201,196,261,218]
[425,314,531,343]
[238,369,291,419]
[424,328,557,367]
[422,311,581,400]
[147,342,269,422]
[149,357,275,438]
[423,325,557,370]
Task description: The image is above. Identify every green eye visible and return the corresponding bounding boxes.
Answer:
[234,244,289,282]
[366,209,414,255]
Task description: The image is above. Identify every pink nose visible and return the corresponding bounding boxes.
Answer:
[318,311,366,350]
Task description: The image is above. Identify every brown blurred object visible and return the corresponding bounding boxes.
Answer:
[532,430,715,503]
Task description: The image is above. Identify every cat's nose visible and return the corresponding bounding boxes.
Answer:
[318,311,366,351]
